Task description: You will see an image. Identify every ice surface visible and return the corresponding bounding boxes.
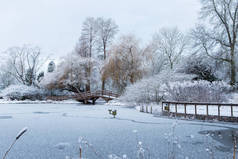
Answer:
[0,103,237,159]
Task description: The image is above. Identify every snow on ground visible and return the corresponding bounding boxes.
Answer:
[230,93,238,103]
[0,103,238,159]
[0,99,79,104]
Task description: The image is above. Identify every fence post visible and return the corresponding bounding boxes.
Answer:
[206,105,209,117]
[146,106,148,113]
[218,105,221,120]
[162,102,164,113]
[195,104,197,117]
[231,105,233,117]
[150,106,153,114]
[175,103,177,115]
[168,103,170,116]
[184,104,187,117]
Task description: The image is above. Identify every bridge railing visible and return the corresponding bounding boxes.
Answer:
[46,90,119,102]
[77,90,119,98]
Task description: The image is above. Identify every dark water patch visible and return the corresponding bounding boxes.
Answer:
[191,141,203,145]
[0,116,12,119]
[33,111,50,114]
[54,142,70,150]
[199,128,238,152]
[215,145,231,152]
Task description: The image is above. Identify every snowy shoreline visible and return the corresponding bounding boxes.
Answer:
[0,99,80,104]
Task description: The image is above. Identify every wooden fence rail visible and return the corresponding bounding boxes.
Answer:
[46,90,119,104]
[162,101,238,122]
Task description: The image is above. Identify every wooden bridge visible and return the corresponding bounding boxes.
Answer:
[47,90,119,104]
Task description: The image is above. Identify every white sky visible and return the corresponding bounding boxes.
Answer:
[0,0,201,57]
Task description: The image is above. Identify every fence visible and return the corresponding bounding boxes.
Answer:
[162,101,238,122]
[140,105,153,114]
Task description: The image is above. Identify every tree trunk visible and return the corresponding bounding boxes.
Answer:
[230,49,236,86]
[86,80,90,92]
[102,80,105,91]
[102,43,106,90]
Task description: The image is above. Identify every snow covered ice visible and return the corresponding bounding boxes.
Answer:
[0,103,237,159]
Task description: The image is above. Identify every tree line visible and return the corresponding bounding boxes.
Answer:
[0,0,237,95]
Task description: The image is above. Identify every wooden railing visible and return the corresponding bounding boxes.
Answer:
[77,90,119,99]
[46,90,119,102]
[162,101,238,122]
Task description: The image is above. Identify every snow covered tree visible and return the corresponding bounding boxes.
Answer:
[41,52,100,93]
[77,17,98,58]
[48,61,55,73]
[3,45,43,87]
[37,71,44,83]
[102,35,144,93]
[142,38,167,76]
[192,0,238,85]
[75,17,101,92]
[96,17,118,90]
[152,27,187,70]
[25,68,35,86]
[75,17,119,92]
[96,17,119,60]
[0,71,15,90]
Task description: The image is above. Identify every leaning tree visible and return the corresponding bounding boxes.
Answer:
[192,0,238,85]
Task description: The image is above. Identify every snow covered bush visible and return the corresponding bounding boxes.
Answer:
[0,85,46,100]
[120,68,231,104]
[119,71,194,104]
[165,80,231,102]
[181,55,218,82]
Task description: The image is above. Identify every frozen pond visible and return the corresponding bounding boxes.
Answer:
[0,103,238,159]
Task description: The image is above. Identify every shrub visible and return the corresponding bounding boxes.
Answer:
[164,80,231,103]
[119,71,194,104]
[0,85,46,100]
[120,68,231,104]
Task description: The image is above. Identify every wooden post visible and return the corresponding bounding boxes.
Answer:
[195,104,197,117]
[206,105,209,117]
[175,103,177,115]
[184,104,187,117]
[162,102,164,113]
[233,134,237,159]
[231,105,234,117]
[218,105,221,120]
[168,103,170,116]
[80,147,82,159]
[150,106,153,114]
[142,106,144,112]
[146,106,148,113]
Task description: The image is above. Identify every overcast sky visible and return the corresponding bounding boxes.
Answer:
[0,0,201,57]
